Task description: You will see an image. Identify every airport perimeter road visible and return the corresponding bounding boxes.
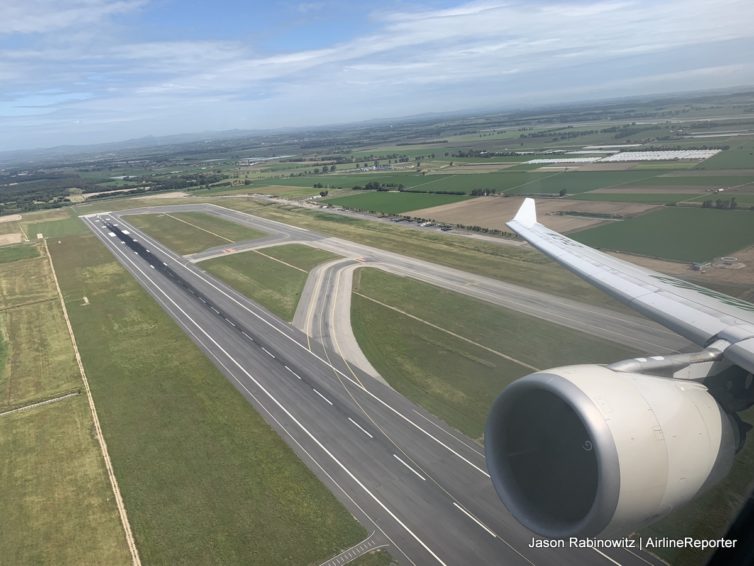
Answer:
[82,211,664,566]
[118,203,692,356]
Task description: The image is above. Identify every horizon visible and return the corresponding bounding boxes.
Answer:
[3,0,754,152]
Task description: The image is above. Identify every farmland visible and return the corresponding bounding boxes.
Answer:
[324,191,471,214]
[201,244,341,320]
[572,207,754,261]
[0,242,129,564]
[49,233,365,564]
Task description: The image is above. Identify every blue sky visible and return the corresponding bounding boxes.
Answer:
[2,0,754,151]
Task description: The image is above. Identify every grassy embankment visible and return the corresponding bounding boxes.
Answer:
[126,211,266,254]
[0,240,130,565]
[48,232,364,564]
[350,268,640,440]
[201,243,341,321]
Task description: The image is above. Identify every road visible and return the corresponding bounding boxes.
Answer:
[82,206,668,565]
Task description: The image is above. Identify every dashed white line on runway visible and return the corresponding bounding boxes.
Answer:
[393,454,425,481]
[452,502,496,537]
[348,417,373,439]
[313,388,333,405]
[285,365,302,380]
[262,347,276,358]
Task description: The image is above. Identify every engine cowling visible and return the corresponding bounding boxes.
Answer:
[484,365,739,539]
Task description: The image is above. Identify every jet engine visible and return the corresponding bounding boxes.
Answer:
[484,365,740,539]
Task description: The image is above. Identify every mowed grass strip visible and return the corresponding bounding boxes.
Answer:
[0,254,56,309]
[0,398,131,565]
[572,207,754,261]
[126,211,265,254]
[49,234,364,564]
[325,191,471,214]
[351,269,640,439]
[29,216,88,238]
[201,244,340,320]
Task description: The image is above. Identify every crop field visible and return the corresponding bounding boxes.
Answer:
[699,140,754,169]
[49,233,365,564]
[572,192,693,204]
[126,211,266,254]
[408,196,658,233]
[201,244,340,320]
[0,244,38,264]
[0,254,56,309]
[351,268,640,439]
[0,299,80,409]
[572,207,754,261]
[0,398,131,565]
[325,191,471,214]
[0,242,129,564]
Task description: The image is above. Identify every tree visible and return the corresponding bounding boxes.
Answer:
[330,165,336,172]
[319,190,329,197]
[559,188,568,197]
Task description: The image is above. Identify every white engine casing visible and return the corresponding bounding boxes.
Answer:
[484,365,738,538]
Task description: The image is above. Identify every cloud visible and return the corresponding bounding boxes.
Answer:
[2,0,754,150]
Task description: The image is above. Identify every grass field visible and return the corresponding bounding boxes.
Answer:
[0,398,131,565]
[698,140,754,169]
[572,192,692,204]
[572,207,754,261]
[215,200,632,312]
[325,191,471,214]
[126,211,266,254]
[0,300,80,409]
[0,244,38,264]
[201,244,340,320]
[351,268,640,439]
[49,233,364,564]
[0,255,56,310]
[29,216,88,238]
[0,240,130,564]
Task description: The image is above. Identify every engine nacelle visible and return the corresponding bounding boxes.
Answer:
[485,365,739,539]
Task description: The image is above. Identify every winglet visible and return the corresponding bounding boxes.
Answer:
[512,198,537,228]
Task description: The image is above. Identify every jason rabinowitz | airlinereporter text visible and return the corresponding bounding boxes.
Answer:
[529,537,737,550]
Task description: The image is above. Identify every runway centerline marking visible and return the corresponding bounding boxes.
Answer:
[348,418,373,439]
[261,347,276,359]
[313,388,334,406]
[94,222,447,566]
[393,454,425,481]
[285,365,302,380]
[452,502,496,538]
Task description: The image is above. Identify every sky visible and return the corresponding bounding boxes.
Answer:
[2,0,754,151]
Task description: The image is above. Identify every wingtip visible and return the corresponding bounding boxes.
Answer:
[513,198,537,228]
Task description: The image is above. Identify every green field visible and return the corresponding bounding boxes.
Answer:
[0,244,38,264]
[698,140,754,169]
[0,299,80,409]
[351,268,640,439]
[29,216,88,238]
[325,191,471,214]
[201,244,340,320]
[572,207,754,261]
[0,241,130,564]
[0,398,131,565]
[126,211,266,254]
[571,193,692,204]
[49,234,363,564]
[215,199,632,311]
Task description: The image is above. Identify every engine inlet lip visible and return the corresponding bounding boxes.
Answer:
[485,372,621,538]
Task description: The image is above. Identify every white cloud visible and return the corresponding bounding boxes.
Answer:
[0,0,146,35]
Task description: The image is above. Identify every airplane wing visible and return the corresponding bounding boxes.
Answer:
[507,198,754,374]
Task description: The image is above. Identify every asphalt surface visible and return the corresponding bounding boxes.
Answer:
[83,206,670,566]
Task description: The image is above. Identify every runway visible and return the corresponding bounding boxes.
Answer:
[82,206,669,565]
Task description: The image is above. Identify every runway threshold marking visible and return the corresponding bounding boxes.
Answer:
[97,238,448,565]
[393,454,426,481]
[348,417,373,439]
[313,388,334,406]
[452,502,496,538]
